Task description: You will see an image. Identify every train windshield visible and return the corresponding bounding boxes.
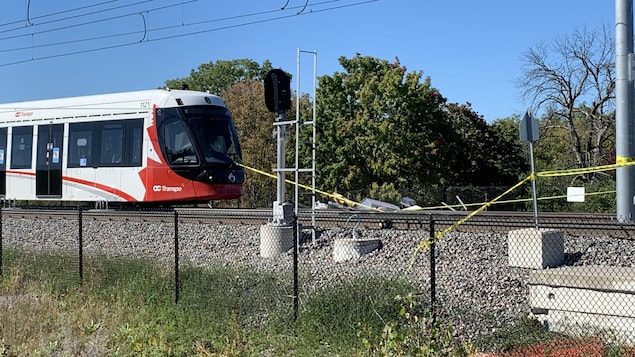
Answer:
[157,106,241,166]
[183,106,242,164]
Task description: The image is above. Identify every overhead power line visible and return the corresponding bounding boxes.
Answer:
[0,1,161,32]
[0,1,121,28]
[0,0,379,68]
[0,0,197,41]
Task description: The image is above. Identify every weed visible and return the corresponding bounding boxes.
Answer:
[83,320,103,335]
[359,293,471,356]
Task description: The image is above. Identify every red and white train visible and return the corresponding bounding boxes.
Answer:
[0,89,244,205]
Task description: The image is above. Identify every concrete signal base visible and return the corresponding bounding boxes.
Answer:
[260,223,294,258]
[508,228,564,269]
[333,238,382,262]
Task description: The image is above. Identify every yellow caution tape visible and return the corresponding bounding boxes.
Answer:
[616,155,635,165]
[235,162,381,211]
[408,175,533,268]
[236,159,625,269]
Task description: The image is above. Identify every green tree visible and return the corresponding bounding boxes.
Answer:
[489,116,531,182]
[443,103,529,187]
[315,54,452,200]
[164,58,274,94]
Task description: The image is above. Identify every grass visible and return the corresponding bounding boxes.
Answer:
[0,249,414,356]
[2,249,635,356]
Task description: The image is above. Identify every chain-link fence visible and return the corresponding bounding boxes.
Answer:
[1,208,635,349]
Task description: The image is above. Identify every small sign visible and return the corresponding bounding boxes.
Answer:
[519,111,539,142]
[567,187,585,202]
[52,147,60,163]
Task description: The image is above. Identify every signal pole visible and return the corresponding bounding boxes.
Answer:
[260,69,295,258]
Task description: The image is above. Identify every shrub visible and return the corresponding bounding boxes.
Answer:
[359,293,470,356]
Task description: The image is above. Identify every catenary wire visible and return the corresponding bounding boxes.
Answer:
[0,0,366,52]
[0,0,121,28]
[0,0,379,67]
[0,0,197,41]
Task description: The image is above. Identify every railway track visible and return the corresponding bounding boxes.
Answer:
[2,207,634,239]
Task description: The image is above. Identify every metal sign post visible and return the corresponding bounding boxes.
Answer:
[520,111,540,229]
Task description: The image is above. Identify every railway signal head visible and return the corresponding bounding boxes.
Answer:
[264,69,291,113]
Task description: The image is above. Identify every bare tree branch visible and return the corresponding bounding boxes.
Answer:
[516,25,615,182]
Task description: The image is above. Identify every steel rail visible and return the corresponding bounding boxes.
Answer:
[1,208,633,238]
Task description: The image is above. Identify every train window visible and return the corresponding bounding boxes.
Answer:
[187,108,241,163]
[68,123,93,167]
[10,126,33,169]
[99,123,124,166]
[126,120,143,166]
[194,120,231,162]
[69,119,143,168]
[159,110,198,165]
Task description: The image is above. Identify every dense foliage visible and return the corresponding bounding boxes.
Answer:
[164,58,273,94]
[314,54,529,204]
[315,55,449,198]
[164,39,617,212]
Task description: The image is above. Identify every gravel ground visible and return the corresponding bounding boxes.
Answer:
[3,216,635,343]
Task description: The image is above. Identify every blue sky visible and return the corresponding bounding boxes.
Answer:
[0,0,615,121]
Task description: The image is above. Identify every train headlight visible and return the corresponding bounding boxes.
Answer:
[196,170,214,182]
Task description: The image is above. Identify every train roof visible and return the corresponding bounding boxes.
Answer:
[0,89,227,112]
[0,89,229,124]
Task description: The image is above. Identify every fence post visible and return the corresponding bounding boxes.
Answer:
[78,208,83,286]
[293,215,299,321]
[174,210,180,304]
[429,215,436,323]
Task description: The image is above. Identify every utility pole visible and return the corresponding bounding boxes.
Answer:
[615,0,635,221]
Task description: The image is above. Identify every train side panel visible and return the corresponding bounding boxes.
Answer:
[0,89,243,204]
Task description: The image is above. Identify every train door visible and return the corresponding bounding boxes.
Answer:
[36,124,63,198]
[0,128,6,196]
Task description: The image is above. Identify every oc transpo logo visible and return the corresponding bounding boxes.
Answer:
[153,185,183,192]
[15,111,33,117]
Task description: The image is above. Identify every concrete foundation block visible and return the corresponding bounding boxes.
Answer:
[508,228,564,269]
[260,224,294,258]
[333,238,382,262]
[529,266,635,344]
